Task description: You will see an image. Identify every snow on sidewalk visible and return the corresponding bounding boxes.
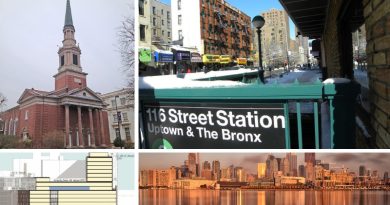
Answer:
[267,69,322,84]
[140,69,323,89]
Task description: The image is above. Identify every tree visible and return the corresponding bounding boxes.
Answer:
[41,130,65,148]
[0,135,19,148]
[118,15,135,88]
[0,92,6,109]
[113,136,125,148]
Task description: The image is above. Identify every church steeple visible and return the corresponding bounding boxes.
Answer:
[64,0,73,27]
[54,0,87,91]
[58,0,81,72]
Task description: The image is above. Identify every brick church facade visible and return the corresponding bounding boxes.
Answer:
[0,0,110,148]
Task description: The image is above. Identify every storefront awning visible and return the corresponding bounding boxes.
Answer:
[172,48,191,61]
[154,50,173,63]
[202,54,220,63]
[236,58,247,65]
[190,52,202,63]
[220,55,232,64]
[139,47,152,63]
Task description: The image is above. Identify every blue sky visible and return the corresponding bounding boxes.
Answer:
[158,0,296,39]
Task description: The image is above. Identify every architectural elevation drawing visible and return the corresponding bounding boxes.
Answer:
[0,151,135,205]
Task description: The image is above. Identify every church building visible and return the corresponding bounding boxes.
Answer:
[0,0,110,148]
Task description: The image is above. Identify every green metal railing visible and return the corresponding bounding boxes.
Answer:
[140,77,360,149]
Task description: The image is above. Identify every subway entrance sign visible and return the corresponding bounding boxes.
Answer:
[141,102,286,149]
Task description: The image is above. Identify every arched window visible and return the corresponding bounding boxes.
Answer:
[4,121,7,134]
[13,119,18,135]
[8,118,12,135]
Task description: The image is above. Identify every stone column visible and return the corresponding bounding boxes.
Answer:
[94,109,100,146]
[77,106,84,147]
[99,109,106,147]
[65,105,70,148]
[88,108,95,147]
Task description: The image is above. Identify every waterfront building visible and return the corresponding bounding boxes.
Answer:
[281,158,290,176]
[304,153,316,165]
[257,163,266,179]
[286,153,297,176]
[305,162,315,182]
[172,179,215,189]
[187,153,198,178]
[212,160,221,180]
[359,165,366,177]
[201,161,212,180]
[0,0,110,148]
[274,176,305,187]
[266,155,278,179]
[298,165,305,178]
[139,170,154,187]
[234,167,246,182]
[101,88,134,144]
[171,0,252,58]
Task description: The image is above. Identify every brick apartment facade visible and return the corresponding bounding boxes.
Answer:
[0,0,110,148]
[171,0,252,58]
[200,0,252,58]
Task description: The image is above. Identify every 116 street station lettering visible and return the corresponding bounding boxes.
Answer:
[142,103,286,148]
[145,108,285,128]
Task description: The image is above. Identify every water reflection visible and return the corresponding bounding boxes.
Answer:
[139,189,390,205]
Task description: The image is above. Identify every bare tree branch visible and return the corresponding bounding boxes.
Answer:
[117,15,135,88]
[0,92,6,109]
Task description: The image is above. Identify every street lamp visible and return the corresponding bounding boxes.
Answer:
[114,95,122,147]
[252,15,265,83]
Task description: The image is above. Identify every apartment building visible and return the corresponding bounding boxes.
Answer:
[255,9,290,66]
[139,0,172,49]
[171,0,252,58]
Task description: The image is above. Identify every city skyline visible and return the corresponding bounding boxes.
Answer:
[140,153,390,175]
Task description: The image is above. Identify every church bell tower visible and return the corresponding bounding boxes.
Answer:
[54,0,87,91]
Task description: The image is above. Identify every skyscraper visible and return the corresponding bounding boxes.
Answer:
[203,161,211,170]
[287,153,297,176]
[359,165,366,177]
[201,161,212,180]
[234,167,246,182]
[188,153,197,178]
[197,153,200,177]
[305,153,316,165]
[298,165,306,177]
[266,155,278,178]
[282,157,290,176]
[257,163,266,179]
[212,160,221,180]
[305,162,315,182]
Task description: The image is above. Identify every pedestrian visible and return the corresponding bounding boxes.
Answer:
[203,65,208,73]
